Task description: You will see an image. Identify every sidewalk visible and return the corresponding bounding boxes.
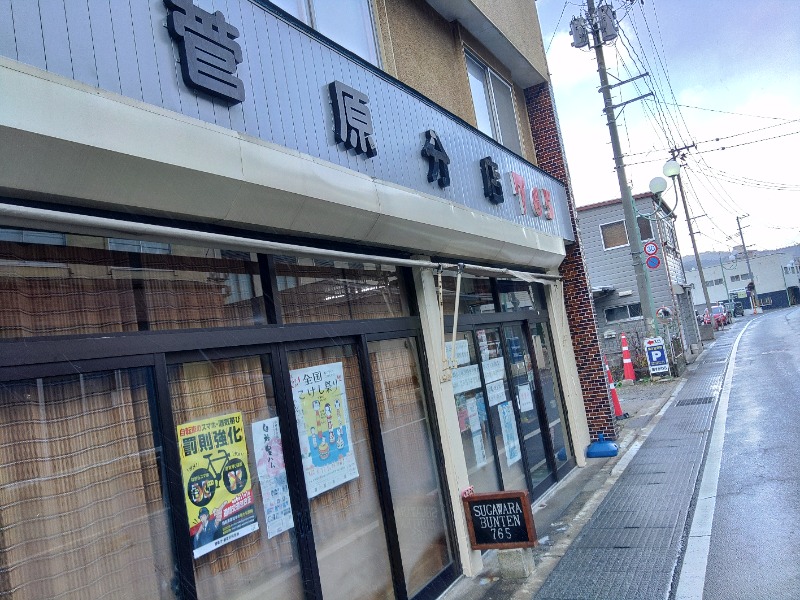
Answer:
[441,319,746,600]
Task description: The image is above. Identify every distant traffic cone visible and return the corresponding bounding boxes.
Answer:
[603,356,628,419]
[620,332,636,382]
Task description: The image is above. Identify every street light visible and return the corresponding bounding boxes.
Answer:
[664,159,715,336]
[649,177,667,196]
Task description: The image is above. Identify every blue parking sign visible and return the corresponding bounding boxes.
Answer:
[644,337,669,375]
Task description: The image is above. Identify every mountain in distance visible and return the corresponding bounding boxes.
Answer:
[682,244,800,272]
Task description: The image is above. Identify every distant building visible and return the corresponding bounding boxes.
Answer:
[686,252,800,310]
[577,193,702,372]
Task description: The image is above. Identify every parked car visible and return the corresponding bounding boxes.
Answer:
[704,305,728,328]
[732,302,744,317]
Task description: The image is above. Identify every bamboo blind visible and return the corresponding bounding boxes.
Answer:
[369,339,451,597]
[0,369,174,600]
[287,347,394,600]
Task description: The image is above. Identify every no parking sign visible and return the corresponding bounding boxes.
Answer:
[644,337,669,376]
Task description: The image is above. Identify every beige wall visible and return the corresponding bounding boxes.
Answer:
[471,0,549,81]
[374,0,475,123]
[374,0,537,163]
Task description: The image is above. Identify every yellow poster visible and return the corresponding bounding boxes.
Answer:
[177,412,259,558]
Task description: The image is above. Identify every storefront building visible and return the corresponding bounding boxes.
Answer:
[0,1,611,599]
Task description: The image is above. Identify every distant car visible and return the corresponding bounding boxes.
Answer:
[732,302,744,317]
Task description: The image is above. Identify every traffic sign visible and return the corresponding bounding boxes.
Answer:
[643,241,659,256]
[646,255,661,269]
[644,337,669,375]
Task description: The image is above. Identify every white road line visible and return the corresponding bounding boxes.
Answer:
[675,322,753,599]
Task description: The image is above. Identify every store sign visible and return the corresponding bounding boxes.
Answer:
[148,0,574,237]
[164,0,245,103]
[462,489,537,550]
[329,80,378,158]
[509,171,555,220]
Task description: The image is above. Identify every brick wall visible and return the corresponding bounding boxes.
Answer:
[524,82,617,441]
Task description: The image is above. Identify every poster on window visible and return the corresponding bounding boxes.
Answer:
[290,362,359,498]
[252,418,295,539]
[498,402,522,466]
[177,412,259,559]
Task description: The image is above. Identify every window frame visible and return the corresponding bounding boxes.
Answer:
[271,0,381,67]
[604,303,643,324]
[599,220,629,250]
[600,217,654,251]
[464,50,522,154]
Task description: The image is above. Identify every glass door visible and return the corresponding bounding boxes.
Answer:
[167,354,305,600]
[286,344,395,600]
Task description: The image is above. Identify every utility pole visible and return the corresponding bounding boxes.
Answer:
[736,215,759,313]
[575,0,657,337]
[669,151,714,328]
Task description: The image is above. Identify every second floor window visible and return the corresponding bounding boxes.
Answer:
[600,217,654,250]
[465,53,522,155]
[271,0,379,65]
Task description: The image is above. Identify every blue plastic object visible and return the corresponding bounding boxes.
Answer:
[586,433,619,458]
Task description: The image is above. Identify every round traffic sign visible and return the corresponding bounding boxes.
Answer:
[643,241,659,256]
[646,255,661,269]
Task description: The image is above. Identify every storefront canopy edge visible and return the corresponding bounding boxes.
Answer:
[0,203,560,285]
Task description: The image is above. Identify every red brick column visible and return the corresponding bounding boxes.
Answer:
[524,82,617,441]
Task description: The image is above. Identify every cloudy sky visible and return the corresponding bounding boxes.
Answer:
[535,0,800,257]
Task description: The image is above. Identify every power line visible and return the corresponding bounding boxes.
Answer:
[645,100,798,121]
[694,129,800,154]
[546,1,571,53]
[694,118,800,145]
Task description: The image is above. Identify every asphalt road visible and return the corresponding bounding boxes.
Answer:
[699,307,800,598]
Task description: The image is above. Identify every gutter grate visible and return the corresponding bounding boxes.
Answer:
[676,396,714,407]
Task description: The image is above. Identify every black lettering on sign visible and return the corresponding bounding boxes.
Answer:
[462,490,537,550]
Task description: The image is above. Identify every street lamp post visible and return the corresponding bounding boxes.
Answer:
[663,159,715,335]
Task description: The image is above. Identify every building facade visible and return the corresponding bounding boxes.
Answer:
[577,193,701,373]
[686,252,800,311]
[0,1,612,599]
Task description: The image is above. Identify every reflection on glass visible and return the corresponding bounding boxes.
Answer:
[498,280,544,313]
[313,0,379,65]
[503,323,551,489]
[489,72,521,155]
[275,256,409,324]
[465,54,495,137]
[450,332,500,493]
[287,346,395,600]
[168,357,304,600]
[0,368,177,600]
[0,229,263,338]
[533,323,571,468]
[480,328,526,491]
[441,273,495,315]
[369,338,453,597]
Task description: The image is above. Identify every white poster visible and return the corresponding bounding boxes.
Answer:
[517,384,534,412]
[472,431,487,467]
[486,380,506,407]
[498,401,521,466]
[252,418,295,539]
[482,357,506,383]
[452,364,482,394]
[466,396,481,433]
[444,339,470,366]
[290,362,359,498]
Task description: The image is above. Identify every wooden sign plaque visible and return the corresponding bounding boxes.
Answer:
[462,490,538,550]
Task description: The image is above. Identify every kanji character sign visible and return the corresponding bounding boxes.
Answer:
[165,0,245,103]
[329,80,378,158]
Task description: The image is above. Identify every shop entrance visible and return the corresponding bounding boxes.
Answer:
[448,313,573,500]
